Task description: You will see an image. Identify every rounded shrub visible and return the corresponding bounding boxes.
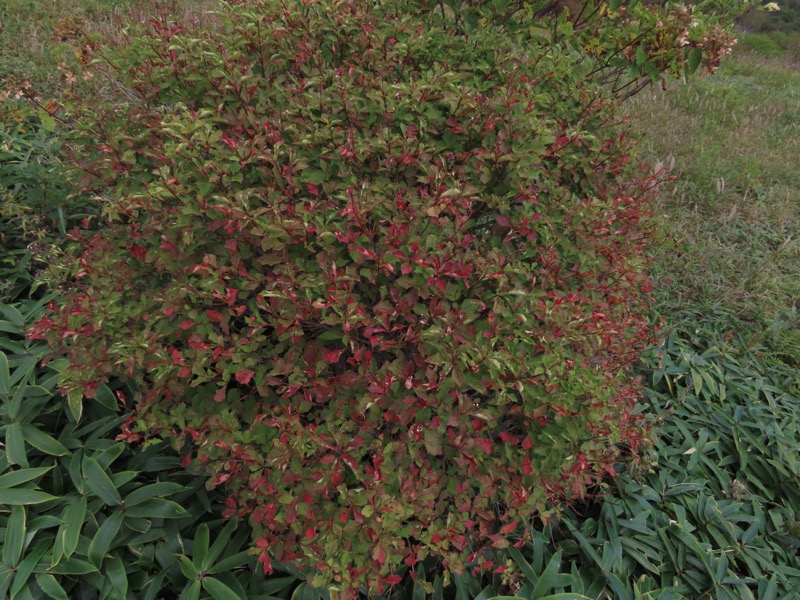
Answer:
[32,0,659,592]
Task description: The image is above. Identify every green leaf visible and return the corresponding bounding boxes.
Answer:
[202,576,242,600]
[203,519,238,570]
[192,524,209,570]
[20,425,70,457]
[186,580,202,600]
[124,498,190,519]
[532,551,561,597]
[0,570,11,600]
[686,48,703,76]
[291,582,328,600]
[92,383,118,411]
[34,573,68,600]
[3,505,26,567]
[0,488,56,505]
[104,553,128,598]
[60,496,86,558]
[124,481,185,506]
[536,595,592,600]
[0,466,53,488]
[179,555,199,580]
[207,550,253,574]
[66,389,82,423]
[10,541,47,595]
[47,557,99,575]
[81,456,121,505]
[6,423,28,468]
[0,352,9,395]
[87,511,124,567]
[506,546,538,583]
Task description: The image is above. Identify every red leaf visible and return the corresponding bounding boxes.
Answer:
[206,309,224,322]
[321,348,345,364]
[384,575,402,585]
[235,369,255,385]
[305,527,316,540]
[522,436,533,450]
[475,438,492,453]
[179,320,194,330]
[130,243,147,260]
[499,520,518,535]
[306,183,320,196]
[495,215,511,227]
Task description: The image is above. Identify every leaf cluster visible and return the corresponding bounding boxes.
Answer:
[0,297,304,599]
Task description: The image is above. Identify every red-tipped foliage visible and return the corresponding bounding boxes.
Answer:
[32,0,658,591]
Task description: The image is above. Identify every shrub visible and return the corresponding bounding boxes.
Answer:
[28,0,746,593]
[0,296,306,599]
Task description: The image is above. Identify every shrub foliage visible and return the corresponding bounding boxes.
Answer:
[28,0,744,592]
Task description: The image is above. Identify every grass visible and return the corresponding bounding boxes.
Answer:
[0,0,217,98]
[625,48,800,346]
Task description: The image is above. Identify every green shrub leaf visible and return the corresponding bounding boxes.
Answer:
[2,505,26,568]
[81,456,121,506]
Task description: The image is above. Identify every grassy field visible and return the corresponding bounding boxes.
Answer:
[626,51,800,344]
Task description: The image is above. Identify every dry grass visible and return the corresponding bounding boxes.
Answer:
[625,49,800,334]
[1,0,219,98]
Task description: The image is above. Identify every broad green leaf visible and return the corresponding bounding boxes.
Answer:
[0,466,53,488]
[204,518,238,570]
[3,505,26,567]
[536,595,592,600]
[179,555,199,580]
[202,576,241,600]
[474,585,497,600]
[6,423,28,468]
[92,383,118,411]
[761,574,778,600]
[192,524,210,570]
[124,498,189,519]
[532,551,561,597]
[0,570,11,600]
[67,389,82,423]
[292,582,328,600]
[207,551,253,574]
[506,546,538,583]
[104,553,128,598]
[47,557,98,575]
[11,541,47,593]
[0,488,56,505]
[257,576,299,596]
[0,306,24,327]
[81,456,121,505]
[0,351,9,395]
[21,424,69,456]
[61,496,86,558]
[124,481,185,506]
[140,571,168,600]
[87,511,124,567]
[34,574,68,600]
[186,580,202,600]
[686,47,703,76]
